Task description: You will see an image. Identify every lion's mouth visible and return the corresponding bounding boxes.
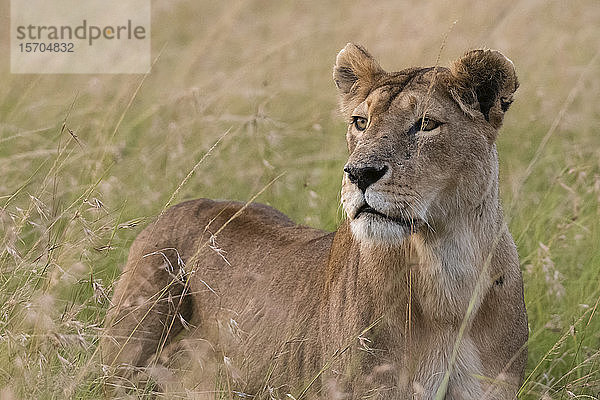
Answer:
[355,204,420,228]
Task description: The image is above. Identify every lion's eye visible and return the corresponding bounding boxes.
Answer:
[351,116,368,131]
[418,117,441,132]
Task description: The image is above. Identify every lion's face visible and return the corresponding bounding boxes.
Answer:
[334,45,518,244]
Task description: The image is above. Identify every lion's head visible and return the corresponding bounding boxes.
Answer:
[334,44,518,244]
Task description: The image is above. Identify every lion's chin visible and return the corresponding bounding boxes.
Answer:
[349,213,416,246]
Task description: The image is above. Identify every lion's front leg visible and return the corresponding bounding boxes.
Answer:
[411,332,484,400]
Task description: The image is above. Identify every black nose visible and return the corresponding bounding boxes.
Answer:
[344,164,388,192]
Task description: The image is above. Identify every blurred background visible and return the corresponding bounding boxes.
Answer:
[1,0,599,398]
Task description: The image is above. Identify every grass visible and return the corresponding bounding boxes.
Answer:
[1,0,600,398]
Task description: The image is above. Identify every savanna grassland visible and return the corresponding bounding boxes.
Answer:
[1,0,599,398]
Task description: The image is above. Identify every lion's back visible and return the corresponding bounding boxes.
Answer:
[124,198,333,388]
[129,198,325,258]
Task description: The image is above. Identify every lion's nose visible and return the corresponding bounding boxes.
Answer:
[343,164,388,192]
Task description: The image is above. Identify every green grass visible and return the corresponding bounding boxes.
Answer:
[1,0,600,398]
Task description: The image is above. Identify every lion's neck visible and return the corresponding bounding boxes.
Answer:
[335,179,504,326]
[326,186,502,397]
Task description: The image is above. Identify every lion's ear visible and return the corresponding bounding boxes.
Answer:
[449,49,519,129]
[333,43,385,116]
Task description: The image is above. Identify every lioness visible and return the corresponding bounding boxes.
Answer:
[103,44,528,399]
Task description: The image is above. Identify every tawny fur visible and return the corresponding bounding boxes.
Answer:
[102,44,528,399]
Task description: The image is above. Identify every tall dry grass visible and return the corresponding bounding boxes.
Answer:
[1,0,599,398]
